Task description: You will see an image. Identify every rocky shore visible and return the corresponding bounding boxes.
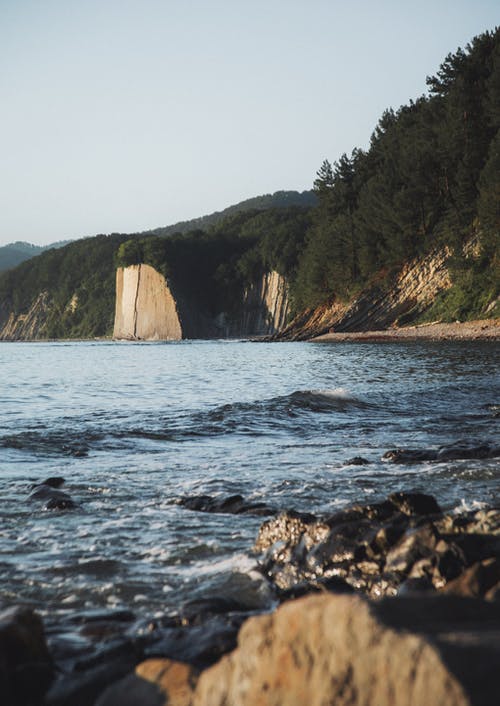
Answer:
[311,317,500,342]
[2,461,500,705]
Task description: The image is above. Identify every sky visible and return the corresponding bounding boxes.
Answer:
[0,1,498,247]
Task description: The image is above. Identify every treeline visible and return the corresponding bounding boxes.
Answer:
[117,207,312,318]
[293,29,499,316]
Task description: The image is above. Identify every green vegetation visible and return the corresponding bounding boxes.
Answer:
[0,30,498,338]
[0,240,71,273]
[292,29,500,312]
[117,207,312,319]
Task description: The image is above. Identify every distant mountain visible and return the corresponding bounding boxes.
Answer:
[140,190,317,238]
[0,240,71,273]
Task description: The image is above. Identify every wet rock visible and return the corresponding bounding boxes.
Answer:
[254,510,326,553]
[193,593,500,706]
[383,441,500,464]
[343,456,370,465]
[145,614,244,670]
[254,494,500,599]
[95,658,199,706]
[388,491,441,516]
[29,478,78,511]
[177,494,275,516]
[0,606,54,706]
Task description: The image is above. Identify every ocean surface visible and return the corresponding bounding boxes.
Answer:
[1,339,499,623]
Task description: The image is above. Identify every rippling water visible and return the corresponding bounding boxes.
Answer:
[1,340,499,621]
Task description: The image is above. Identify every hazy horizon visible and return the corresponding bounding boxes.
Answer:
[1,0,498,247]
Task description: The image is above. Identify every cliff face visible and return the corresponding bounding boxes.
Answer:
[113,266,290,340]
[277,246,454,340]
[113,265,183,340]
[220,271,290,338]
[0,291,52,341]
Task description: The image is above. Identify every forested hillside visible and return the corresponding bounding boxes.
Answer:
[292,29,499,319]
[0,240,71,273]
[0,29,498,339]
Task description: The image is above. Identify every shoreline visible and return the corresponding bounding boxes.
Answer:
[310,317,500,342]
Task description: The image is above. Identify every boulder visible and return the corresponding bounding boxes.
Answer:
[95,658,199,706]
[0,606,54,705]
[193,593,500,706]
[177,494,275,516]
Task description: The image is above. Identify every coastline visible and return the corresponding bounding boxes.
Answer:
[310,318,500,342]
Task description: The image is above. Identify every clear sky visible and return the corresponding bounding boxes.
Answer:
[0,0,498,247]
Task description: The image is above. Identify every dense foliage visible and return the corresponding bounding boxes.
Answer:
[117,207,312,318]
[292,29,500,315]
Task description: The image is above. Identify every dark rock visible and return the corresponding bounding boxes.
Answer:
[343,456,370,466]
[95,658,200,706]
[442,558,500,598]
[145,614,245,669]
[29,479,78,511]
[177,493,275,517]
[383,448,438,463]
[0,606,54,706]
[254,510,324,553]
[383,441,500,464]
[388,491,442,516]
[31,477,66,489]
[276,575,355,601]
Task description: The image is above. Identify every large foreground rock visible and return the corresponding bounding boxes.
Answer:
[0,606,54,705]
[193,593,500,706]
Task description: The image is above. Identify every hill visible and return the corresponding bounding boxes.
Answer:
[0,240,71,273]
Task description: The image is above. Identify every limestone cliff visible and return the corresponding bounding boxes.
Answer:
[0,291,52,341]
[113,266,290,340]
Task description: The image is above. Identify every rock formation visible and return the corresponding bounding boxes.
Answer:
[276,245,454,340]
[113,266,290,340]
[0,291,52,341]
[113,265,183,341]
[239,271,289,336]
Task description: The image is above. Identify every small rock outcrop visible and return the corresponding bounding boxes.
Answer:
[254,493,500,599]
[0,291,53,341]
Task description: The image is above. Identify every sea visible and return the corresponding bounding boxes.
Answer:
[1,339,499,623]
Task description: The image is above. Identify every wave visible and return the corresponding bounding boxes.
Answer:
[0,388,372,456]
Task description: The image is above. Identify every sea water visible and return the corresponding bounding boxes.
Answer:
[0,339,498,620]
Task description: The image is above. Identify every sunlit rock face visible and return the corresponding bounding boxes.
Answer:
[113,265,183,341]
[113,266,290,340]
[0,291,53,340]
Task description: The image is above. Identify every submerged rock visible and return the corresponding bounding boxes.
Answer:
[176,494,275,516]
[383,441,500,464]
[28,477,78,511]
